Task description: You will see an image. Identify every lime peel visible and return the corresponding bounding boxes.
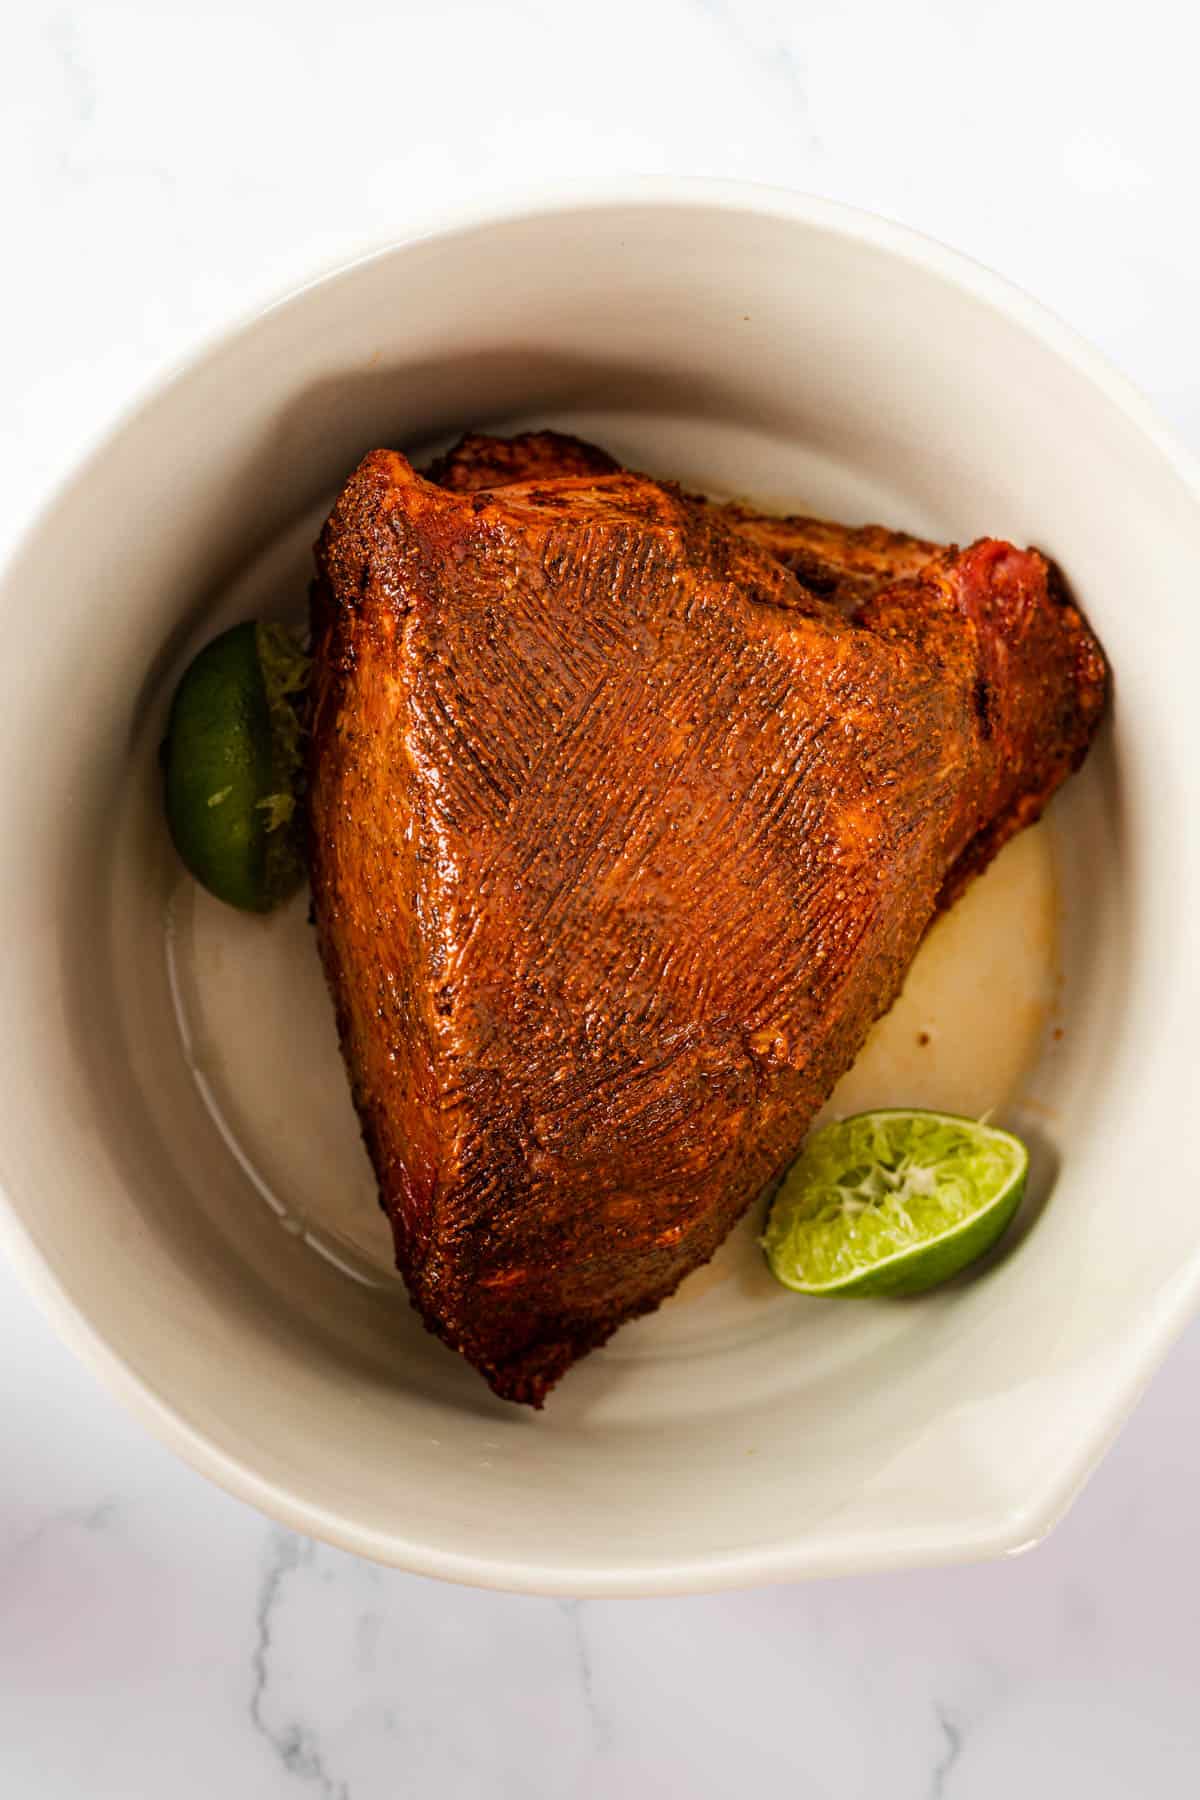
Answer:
[762,1109,1028,1298]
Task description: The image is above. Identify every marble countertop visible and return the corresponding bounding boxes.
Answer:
[4,2,1199,1793]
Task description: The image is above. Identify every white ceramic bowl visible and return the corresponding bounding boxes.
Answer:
[2,183,1197,1595]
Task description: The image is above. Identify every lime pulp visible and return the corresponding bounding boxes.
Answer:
[762,1108,1028,1297]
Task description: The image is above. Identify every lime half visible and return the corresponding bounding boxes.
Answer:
[763,1109,1028,1297]
[163,620,309,913]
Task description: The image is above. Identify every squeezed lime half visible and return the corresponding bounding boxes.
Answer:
[163,620,309,913]
[763,1109,1028,1297]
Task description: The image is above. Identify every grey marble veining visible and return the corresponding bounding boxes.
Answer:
[3,0,1200,1793]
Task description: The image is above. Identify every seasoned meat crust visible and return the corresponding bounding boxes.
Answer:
[309,444,1108,1404]
[428,428,620,492]
[429,430,939,611]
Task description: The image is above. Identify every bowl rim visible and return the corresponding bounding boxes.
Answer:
[3,176,1199,1596]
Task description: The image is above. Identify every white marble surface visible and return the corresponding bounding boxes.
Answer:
[3,2,1200,1793]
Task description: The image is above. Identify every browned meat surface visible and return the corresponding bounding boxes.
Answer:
[714,504,939,611]
[429,430,939,610]
[309,450,1108,1406]
[427,429,619,492]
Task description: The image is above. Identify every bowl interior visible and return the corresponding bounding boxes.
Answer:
[2,194,1196,1592]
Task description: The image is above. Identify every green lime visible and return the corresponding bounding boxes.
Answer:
[763,1109,1028,1297]
[163,620,309,913]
